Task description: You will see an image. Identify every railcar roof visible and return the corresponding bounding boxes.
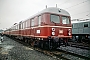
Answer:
[16,7,70,24]
[18,7,70,24]
[39,7,70,16]
[6,7,71,31]
[21,7,70,23]
[30,7,70,18]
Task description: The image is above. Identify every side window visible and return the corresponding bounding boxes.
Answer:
[38,16,41,26]
[31,19,34,26]
[14,26,15,30]
[17,25,18,29]
[18,24,19,30]
[62,16,70,24]
[29,19,30,27]
[16,26,17,30]
[26,22,27,28]
[13,26,14,30]
[28,19,30,27]
[84,23,88,27]
[23,23,24,29]
[20,24,22,29]
[17,25,18,30]
[12,27,14,30]
[21,23,22,29]
[15,26,16,30]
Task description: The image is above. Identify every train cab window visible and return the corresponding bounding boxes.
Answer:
[62,16,70,24]
[38,16,41,26]
[84,23,88,27]
[31,19,34,26]
[50,14,60,23]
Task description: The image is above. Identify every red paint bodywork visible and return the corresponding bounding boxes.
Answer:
[4,13,72,40]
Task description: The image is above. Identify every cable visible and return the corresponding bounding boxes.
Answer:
[68,1,89,11]
[65,0,88,9]
[59,0,70,6]
[71,10,90,16]
[71,11,90,20]
[71,14,90,20]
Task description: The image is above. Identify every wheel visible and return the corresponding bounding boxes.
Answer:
[41,42,44,49]
[25,39,27,43]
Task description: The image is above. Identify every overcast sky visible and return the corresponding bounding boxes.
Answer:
[0,0,90,30]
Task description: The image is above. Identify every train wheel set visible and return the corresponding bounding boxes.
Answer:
[6,35,68,50]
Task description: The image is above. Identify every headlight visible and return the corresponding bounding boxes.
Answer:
[68,29,71,36]
[52,28,55,31]
[68,33,71,35]
[68,29,71,31]
[52,32,55,35]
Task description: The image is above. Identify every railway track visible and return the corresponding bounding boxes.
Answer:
[57,48,90,60]
[33,47,90,60]
[8,37,90,60]
[34,46,90,60]
[68,42,90,50]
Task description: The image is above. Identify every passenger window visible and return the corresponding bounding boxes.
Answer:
[18,25,19,30]
[16,25,17,30]
[14,26,15,30]
[23,23,24,29]
[84,23,88,27]
[50,15,60,23]
[31,19,34,26]
[26,22,27,28]
[62,16,70,24]
[21,23,23,29]
[38,16,41,26]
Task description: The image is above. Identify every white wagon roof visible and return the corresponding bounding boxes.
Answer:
[20,7,70,24]
[38,7,70,16]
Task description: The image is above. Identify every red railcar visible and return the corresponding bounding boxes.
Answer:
[3,7,72,49]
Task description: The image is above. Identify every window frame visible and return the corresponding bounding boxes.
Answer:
[31,18,34,26]
[23,22,24,29]
[50,14,60,23]
[62,16,70,24]
[21,23,23,29]
[84,23,88,27]
[38,15,41,26]
[26,21,28,28]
